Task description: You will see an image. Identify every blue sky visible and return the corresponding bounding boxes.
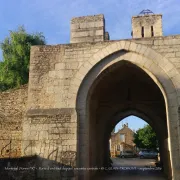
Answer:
[0,0,180,48]
[115,116,147,132]
[0,0,179,129]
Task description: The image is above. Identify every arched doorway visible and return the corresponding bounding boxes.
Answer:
[87,60,169,178]
[109,116,164,179]
[72,42,180,180]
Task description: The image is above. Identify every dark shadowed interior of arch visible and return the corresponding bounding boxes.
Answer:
[87,60,171,178]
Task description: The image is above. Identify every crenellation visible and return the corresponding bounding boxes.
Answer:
[71,14,104,23]
[132,14,163,38]
[70,14,107,43]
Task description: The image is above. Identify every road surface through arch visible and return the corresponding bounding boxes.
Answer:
[94,158,167,180]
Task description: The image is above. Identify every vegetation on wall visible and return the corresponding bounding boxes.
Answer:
[0,26,46,91]
[133,124,159,150]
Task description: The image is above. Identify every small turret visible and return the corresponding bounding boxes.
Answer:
[131,10,163,38]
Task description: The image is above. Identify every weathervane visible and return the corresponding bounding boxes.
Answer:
[139,9,154,15]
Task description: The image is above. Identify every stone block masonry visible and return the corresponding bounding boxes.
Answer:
[132,14,162,38]
[23,108,77,164]
[0,85,28,158]
[70,14,109,43]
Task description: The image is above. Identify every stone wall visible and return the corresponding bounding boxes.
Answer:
[22,108,77,179]
[28,42,111,110]
[28,35,180,110]
[132,14,162,38]
[132,35,180,73]
[23,108,77,160]
[0,84,28,157]
[70,14,108,43]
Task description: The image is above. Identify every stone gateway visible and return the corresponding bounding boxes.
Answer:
[0,12,180,180]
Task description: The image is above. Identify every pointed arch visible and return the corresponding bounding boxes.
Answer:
[69,41,180,180]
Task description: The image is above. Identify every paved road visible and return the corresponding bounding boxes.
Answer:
[112,157,157,167]
[93,158,167,180]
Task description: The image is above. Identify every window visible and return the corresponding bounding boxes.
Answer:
[120,134,125,142]
[117,145,120,151]
[151,26,154,37]
[120,144,123,151]
[141,26,144,37]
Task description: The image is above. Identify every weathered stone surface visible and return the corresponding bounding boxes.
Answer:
[132,14,162,38]
[0,85,28,158]
[70,14,107,43]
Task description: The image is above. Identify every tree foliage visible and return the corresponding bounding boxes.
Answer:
[0,26,46,91]
[133,124,159,149]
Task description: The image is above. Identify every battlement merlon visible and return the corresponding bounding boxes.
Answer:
[132,14,162,18]
[70,14,110,43]
[131,14,163,38]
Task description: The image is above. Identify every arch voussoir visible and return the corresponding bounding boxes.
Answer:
[129,42,137,52]
[168,68,179,79]
[123,52,133,61]
[69,85,79,95]
[89,57,98,66]
[70,41,179,108]
[78,66,89,76]
[148,63,164,77]
[163,62,174,73]
[124,41,131,50]
[75,72,85,81]
[135,44,142,53]
[143,58,154,69]
[104,46,112,55]
[139,45,148,55]
[71,77,81,87]
[83,61,92,69]
[100,47,110,57]
[115,42,122,50]
[153,53,163,63]
[129,53,138,63]
[108,43,119,52]
[120,41,126,49]
[157,57,168,69]
[135,54,146,65]
[96,50,105,60]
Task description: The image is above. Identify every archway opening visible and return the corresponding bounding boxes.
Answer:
[114,115,148,133]
[85,60,171,179]
[110,116,158,166]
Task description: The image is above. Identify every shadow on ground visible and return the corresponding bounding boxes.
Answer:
[0,155,75,180]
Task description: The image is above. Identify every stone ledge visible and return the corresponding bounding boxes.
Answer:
[71,14,104,23]
[26,108,75,117]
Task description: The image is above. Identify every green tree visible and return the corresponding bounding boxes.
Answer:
[0,26,46,91]
[133,124,159,149]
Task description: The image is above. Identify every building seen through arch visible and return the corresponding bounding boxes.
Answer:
[110,122,136,157]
